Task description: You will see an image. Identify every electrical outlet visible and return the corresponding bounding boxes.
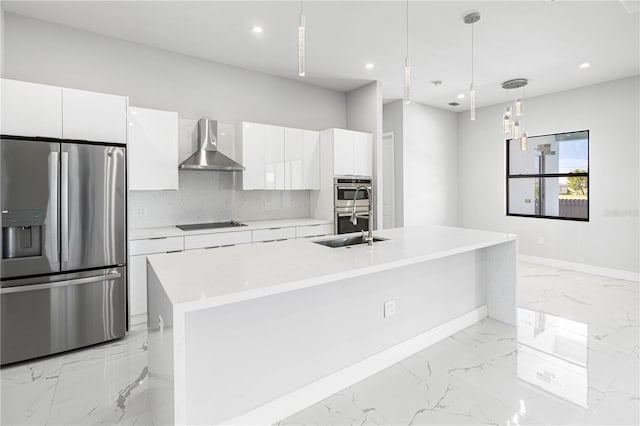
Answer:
[537,236,545,245]
[138,207,147,217]
[384,300,396,318]
[264,201,270,211]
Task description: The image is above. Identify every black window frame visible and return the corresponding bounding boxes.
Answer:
[506,130,590,222]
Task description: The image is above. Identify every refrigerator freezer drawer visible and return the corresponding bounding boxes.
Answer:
[0,267,126,365]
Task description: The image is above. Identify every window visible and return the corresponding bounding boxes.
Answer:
[506,130,589,221]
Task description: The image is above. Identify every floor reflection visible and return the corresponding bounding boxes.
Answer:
[517,307,588,408]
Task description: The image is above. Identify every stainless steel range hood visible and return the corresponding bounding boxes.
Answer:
[179,119,245,171]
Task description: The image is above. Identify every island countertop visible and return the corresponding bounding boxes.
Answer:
[147,225,516,312]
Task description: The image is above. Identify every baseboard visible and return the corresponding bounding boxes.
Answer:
[224,305,488,426]
[519,254,640,282]
[129,313,147,327]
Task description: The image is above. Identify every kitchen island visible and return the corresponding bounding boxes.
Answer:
[147,225,517,425]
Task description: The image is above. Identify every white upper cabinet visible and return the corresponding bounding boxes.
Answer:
[284,128,304,190]
[128,106,179,191]
[324,128,373,177]
[242,122,320,190]
[1,79,63,138]
[241,122,266,190]
[302,130,320,190]
[353,131,373,177]
[62,88,128,143]
[333,129,356,176]
[265,125,285,190]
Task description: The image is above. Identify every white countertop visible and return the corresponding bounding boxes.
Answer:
[129,218,332,240]
[147,225,516,313]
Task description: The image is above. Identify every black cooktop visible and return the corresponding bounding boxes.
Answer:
[176,221,247,231]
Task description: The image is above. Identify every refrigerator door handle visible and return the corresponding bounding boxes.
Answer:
[0,272,122,295]
[61,151,69,263]
[49,152,59,259]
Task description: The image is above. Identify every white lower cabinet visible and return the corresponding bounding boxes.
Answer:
[128,236,184,322]
[184,230,252,250]
[295,223,333,238]
[252,227,296,242]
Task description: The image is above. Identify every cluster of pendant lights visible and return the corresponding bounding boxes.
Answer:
[502,78,529,150]
[298,1,528,146]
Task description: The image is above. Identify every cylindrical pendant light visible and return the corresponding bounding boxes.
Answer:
[520,132,528,151]
[464,12,480,121]
[298,1,305,77]
[513,120,521,139]
[503,105,512,134]
[403,0,410,104]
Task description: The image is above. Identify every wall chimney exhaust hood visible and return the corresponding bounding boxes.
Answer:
[179,119,245,171]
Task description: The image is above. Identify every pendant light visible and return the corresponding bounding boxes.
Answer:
[403,0,410,104]
[298,0,305,77]
[501,78,528,150]
[464,12,480,121]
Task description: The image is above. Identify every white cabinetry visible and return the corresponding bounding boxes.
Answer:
[252,227,296,242]
[303,130,321,190]
[1,79,63,138]
[329,128,372,177]
[241,123,266,190]
[129,236,184,321]
[284,128,304,190]
[62,88,128,143]
[184,231,252,250]
[353,131,373,176]
[242,122,319,191]
[128,106,179,191]
[333,129,355,176]
[265,125,285,190]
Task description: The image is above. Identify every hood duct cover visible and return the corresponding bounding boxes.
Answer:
[179,119,245,171]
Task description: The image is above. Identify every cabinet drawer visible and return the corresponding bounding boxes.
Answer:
[184,231,252,250]
[252,227,296,242]
[295,223,333,238]
[129,237,184,256]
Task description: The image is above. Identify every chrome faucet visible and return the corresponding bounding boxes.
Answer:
[350,185,373,245]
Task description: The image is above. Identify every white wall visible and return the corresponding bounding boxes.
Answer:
[383,100,404,227]
[346,81,383,229]
[458,76,640,273]
[402,102,459,227]
[2,13,347,227]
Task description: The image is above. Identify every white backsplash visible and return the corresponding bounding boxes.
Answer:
[128,118,311,229]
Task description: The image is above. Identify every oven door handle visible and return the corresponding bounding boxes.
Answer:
[337,213,369,218]
[336,186,372,191]
[0,272,121,295]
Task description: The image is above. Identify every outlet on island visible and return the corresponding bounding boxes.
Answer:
[138,207,147,217]
[384,300,396,318]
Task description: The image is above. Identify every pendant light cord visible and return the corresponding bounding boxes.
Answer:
[471,22,474,84]
[406,0,409,57]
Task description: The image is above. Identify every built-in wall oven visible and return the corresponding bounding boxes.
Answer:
[334,176,372,234]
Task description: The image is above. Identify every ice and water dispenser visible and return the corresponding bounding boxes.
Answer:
[1,209,44,259]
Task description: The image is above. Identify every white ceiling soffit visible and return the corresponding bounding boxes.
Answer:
[2,1,639,111]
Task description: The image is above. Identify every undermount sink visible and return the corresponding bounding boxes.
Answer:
[313,235,388,248]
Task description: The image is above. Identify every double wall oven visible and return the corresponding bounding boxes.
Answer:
[334,176,372,234]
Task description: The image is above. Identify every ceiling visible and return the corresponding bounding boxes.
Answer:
[2,1,639,111]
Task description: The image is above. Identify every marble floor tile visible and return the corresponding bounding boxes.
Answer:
[2,260,639,425]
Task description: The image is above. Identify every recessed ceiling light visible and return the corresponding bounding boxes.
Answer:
[252,26,263,34]
[365,63,375,70]
[448,102,460,107]
[457,93,465,99]
[430,80,443,86]
[579,61,591,69]
[221,132,227,136]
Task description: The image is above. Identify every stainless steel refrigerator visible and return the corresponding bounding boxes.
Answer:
[1,136,127,365]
